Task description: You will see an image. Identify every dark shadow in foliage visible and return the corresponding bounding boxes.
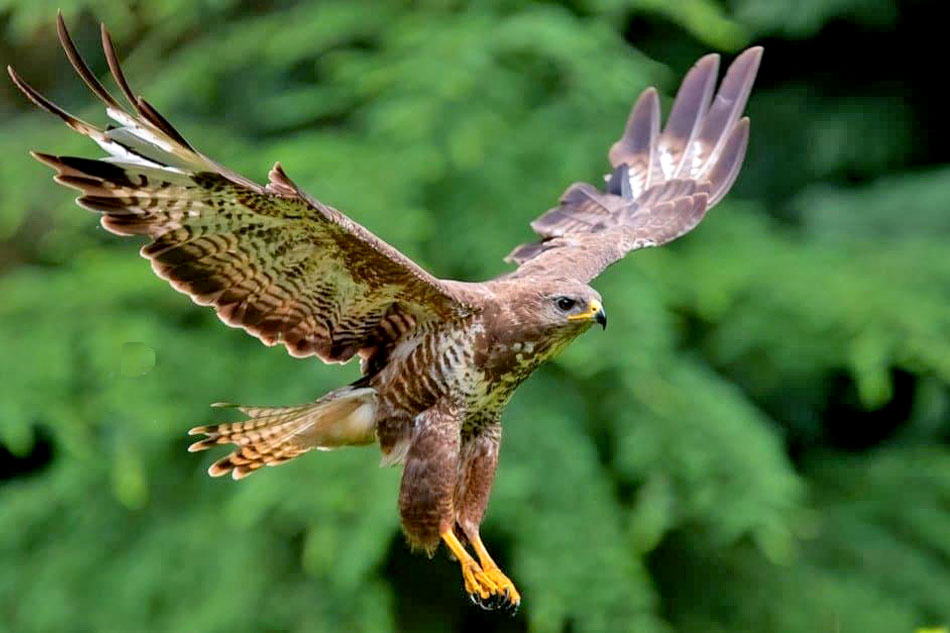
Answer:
[822,367,915,452]
[644,529,708,625]
[0,426,53,482]
[680,306,917,461]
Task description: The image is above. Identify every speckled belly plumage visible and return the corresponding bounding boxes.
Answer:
[371,316,524,464]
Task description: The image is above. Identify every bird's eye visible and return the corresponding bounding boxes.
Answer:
[556,297,576,311]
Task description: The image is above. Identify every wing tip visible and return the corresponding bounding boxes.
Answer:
[56,11,123,111]
[609,86,661,169]
[693,52,721,75]
[29,150,60,169]
[727,45,765,86]
[739,46,764,63]
[707,116,750,205]
[8,43,105,139]
[6,63,40,105]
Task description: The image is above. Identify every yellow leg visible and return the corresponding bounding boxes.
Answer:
[441,530,498,602]
[469,533,521,609]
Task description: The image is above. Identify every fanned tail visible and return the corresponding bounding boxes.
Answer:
[188,386,377,480]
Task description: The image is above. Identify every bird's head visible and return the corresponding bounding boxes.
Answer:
[525,278,606,334]
[481,277,606,367]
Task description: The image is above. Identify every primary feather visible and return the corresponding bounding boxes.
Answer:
[506,47,761,283]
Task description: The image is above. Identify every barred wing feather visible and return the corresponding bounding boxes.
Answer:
[506,47,762,283]
[8,14,471,363]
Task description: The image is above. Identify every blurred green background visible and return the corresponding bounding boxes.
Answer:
[1,1,948,632]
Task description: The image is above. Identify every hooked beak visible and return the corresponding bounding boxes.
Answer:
[594,303,607,329]
[567,299,607,330]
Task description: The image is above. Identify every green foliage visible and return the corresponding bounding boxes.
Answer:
[730,0,897,37]
[1,2,948,632]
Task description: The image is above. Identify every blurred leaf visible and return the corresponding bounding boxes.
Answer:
[731,0,897,37]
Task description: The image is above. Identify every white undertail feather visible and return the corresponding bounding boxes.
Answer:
[188,387,377,479]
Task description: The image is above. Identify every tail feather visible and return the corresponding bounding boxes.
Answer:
[188,387,376,480]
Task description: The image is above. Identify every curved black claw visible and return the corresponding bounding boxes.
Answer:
[501,591,520,616]
[469,591,491,611]
[467,588,520,613]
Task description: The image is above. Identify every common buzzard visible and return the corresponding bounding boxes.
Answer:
[9,14,761,611]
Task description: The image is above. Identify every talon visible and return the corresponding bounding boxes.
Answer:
[480,566,521,609]
[443,529,521,610]
[462,561,497,601]
[460,531,522,610]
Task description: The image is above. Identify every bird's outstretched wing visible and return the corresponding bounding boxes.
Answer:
[9,15,473,363]
[506,47,762,283]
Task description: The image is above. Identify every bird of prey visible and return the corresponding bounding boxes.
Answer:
[9,14,761,611]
